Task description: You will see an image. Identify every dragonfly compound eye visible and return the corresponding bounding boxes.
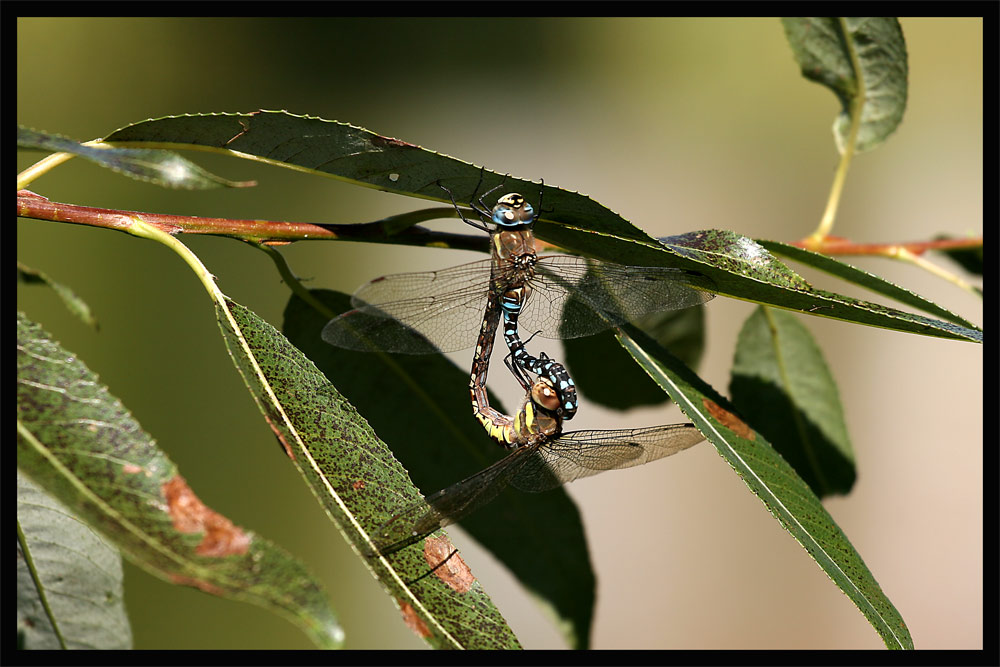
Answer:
[492,193,534,227]
[531,380,562,412]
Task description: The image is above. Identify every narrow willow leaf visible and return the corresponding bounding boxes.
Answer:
[616,325,912,650]
[283,290,594,649]
[15,312,343,649]
[101,110,655,244]
[730,307,855,497]
[213,295,522,649]
[559,222,981,343]
[102,111,977,343]
[758,240,978,329]
[17,470,132,650]
[17,261,98,329]
[782,17,908,153]
[17,126,254,189]
[605,230,980,344]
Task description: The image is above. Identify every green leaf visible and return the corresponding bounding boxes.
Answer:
[101,110,664,244]
[615,324,913,650]
[16,312,343,649]
[730,307,855,497]
[282,290,594,649]
[102,111,979,343]
[17,470,132,649]
[214,294,523,649]
[627,231,980,344]
[17,125,254,189]
[17,261,98,330]
[758,240,978,329]
[782,17,908,153]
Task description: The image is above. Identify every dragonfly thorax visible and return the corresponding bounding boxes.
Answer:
[492,193,535,227]
[493,228,537,258]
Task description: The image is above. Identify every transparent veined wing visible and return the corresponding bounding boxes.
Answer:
[322,259,494,353]
[509,422,705,492]
[519,256,716,340]
[369,424,704,554]
[369,445,539,555]
[323,255,716,353]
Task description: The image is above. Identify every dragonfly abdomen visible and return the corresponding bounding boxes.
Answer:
[499,286,579,418]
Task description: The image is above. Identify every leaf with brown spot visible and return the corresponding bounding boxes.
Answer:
[399,601,432,639]
[616,322,912,650]
[162,476,251,557]
[219,293,523,649]
[424,537,476,594]
[16,312,343,649]
[285,290,588,648]
[702,399,755,441]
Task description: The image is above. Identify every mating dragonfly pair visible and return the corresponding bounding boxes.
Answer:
[322,177,715,555]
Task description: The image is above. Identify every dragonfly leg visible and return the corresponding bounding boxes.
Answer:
[503,347,532,392]
[533,179,546,221]
[438,180,489,231]
[472,169,508,220]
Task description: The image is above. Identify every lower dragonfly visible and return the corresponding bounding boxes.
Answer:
[368,370,705,556]
[322,176,716,418]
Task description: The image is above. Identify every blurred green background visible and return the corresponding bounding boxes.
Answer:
[17,18,982,649]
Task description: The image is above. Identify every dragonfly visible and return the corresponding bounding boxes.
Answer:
[368,374,705,556]
[463,191,579,435]
[322,177,716,418]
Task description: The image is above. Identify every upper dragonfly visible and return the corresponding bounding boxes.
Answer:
[322,178,716,413]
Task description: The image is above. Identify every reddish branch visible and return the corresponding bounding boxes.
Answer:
[18,189,981,259]
[794,234,982,257]
[16,189,486,252]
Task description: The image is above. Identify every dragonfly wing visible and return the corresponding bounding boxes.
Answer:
[523,256,715,340]
[510,423,704,492]
[322,295,484,353]
[350,259,493,308]
[322,259,494,353]
[370,446,538,555]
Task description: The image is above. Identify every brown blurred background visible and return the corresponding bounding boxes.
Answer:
[17,18,982,649]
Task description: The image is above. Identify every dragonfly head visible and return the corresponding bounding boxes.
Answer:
[531,375,579,421]
[530,378,562,413]
[492,193,536,228]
